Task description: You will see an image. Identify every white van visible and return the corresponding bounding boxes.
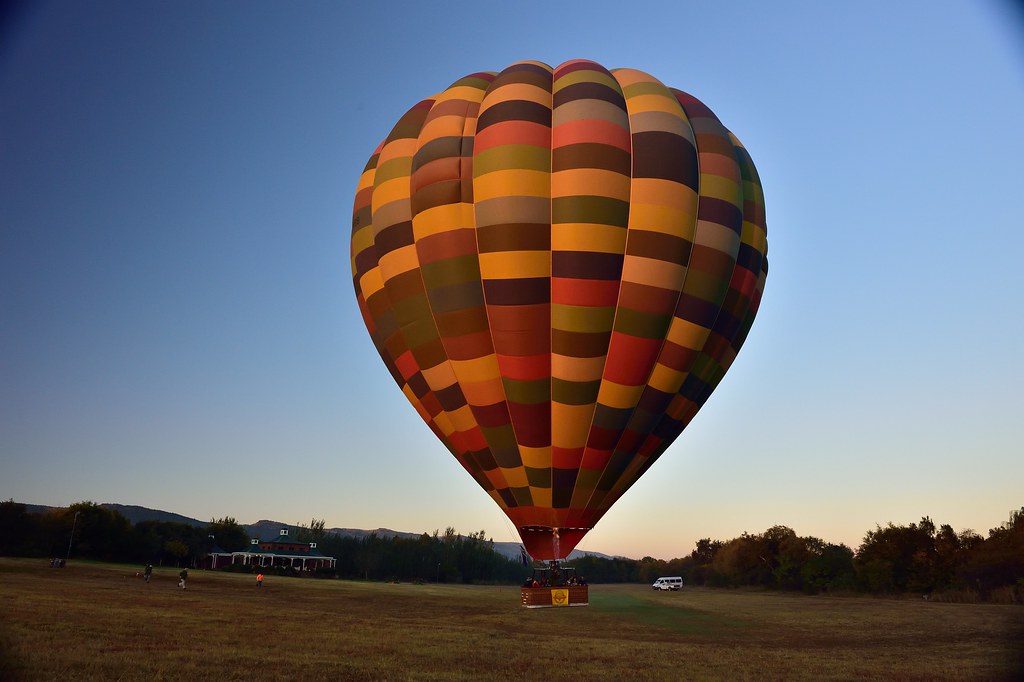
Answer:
[652,576,683,591]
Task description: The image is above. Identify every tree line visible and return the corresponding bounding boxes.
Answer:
[568,509,1024,602]
[0,501,525,584]
[1,500,1020,600]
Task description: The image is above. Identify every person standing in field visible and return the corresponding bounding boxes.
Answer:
[257,573,264,588]
[144,564,152,583]
[178,568,188,590]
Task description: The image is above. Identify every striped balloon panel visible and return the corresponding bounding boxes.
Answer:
[408,72,522,504]
[576,88,743,516]
[353,143,408,388]
[360,102,451,441]
[549,59,631,511]
[595,127,769,515]
[370,98,494,487]
[473,61,554,512]
[351,130,480,482]
[565,67,701,521]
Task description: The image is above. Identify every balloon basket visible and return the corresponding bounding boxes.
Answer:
[520,562,589,608]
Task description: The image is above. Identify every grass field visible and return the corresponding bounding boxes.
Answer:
[0,558,1020,680]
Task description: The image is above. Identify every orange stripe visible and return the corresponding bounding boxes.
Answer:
[497,353,550,381]
[552,118,630,151]
[474,121,551,153]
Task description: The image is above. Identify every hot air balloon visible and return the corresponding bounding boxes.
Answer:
[350,59,767,566]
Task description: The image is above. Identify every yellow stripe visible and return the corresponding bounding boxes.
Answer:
[698,174,740,203]
[478,82,551,111]
[631,178,697,211]
[350,225,376,258]
[413,203,474,240]
[501,466,529,489]
[551,403,594,448]
[448,404,477,432]
[627,203,696,238]
[418,115,468,144]
[378,137,418,159]
[479,250,550,279]
[648,363,686,394]
[356,168,375,193]
[551,168,630,201]
[528,486,552,508]
[358,267,385,299]
[551,223,626,253]
[474,169,550,201]
[519,445,551,470]
[433,410,456,438]
[433,85,487,105]
[608,67,649,88]
[597,380,645,409]
[666,317,709,350]
[372,176,412,209]
[378,244,420,277]
[450,354,500,382]
[624,93,687,115]
[459,376,505,406]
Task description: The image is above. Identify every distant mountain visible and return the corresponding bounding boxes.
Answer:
[23,503,209,527]
[102,503,210,527]
[18,502,620,561]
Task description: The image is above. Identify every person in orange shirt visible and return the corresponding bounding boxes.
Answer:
[256,573,264,588]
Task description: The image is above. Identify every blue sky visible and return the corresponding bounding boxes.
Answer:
[2,1,1022,560]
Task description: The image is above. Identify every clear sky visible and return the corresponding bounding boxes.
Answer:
[2,1,1022,560]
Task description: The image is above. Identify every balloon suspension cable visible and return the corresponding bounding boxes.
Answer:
[552,527,561,567]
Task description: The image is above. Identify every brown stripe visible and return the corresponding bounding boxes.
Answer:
[412,136,466,172]
[429,284,486,318]
[483,278,549,305]
[616,282,681,315]
[631,131,698,187]
[552,329,611,357]
[434,305,490,336]
[435,383,468,411]
[411,178,461,214]
[412,336,448,368]
[552,251,624,280]
[476,100,551,131]
[697,196,743,232]
[477,223,550,252]
[625,229,691,263]
[552,143,630,174]
[373,221,414,255]
[553,81,626,108]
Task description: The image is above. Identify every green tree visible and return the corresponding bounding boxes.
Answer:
[960,508,1024,593]
[66,502,136,562]
[164,539,188,566]
[855,518,939,593]
[0,500,37,556]
[801,541,855,593]
[294,518,327,546]
[207,517,248,552]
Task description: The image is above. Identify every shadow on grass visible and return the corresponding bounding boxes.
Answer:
[589,591,752,638]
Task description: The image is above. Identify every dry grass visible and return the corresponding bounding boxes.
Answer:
[0,558,1020,680]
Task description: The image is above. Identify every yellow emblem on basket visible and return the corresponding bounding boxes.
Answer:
[551,589,569,606]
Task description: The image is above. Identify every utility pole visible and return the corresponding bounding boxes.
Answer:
[65,511,80,563]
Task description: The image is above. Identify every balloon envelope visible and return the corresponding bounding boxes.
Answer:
[351,59,768,560]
